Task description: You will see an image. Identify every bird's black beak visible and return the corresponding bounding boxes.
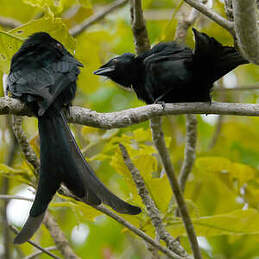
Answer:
[94,63,115,76]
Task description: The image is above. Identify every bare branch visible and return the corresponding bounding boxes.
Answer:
[1,97,259,128]
[119,144,191,258]
[70,0,129,37]
[25,246,57,259]
[10,226,61,259]
[173,7,199,194]
[43,212,81,259]
[183,0,234,34]
[179,115,197,192]
[1,194,187,259]
[130,0,150,54]
[95,205,187,259]
[11,115,40,175]
[150,117,202,259]
[232,0,259,64]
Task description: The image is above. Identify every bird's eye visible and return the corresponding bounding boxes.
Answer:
[113,58,118,63]
[56,43,63,49]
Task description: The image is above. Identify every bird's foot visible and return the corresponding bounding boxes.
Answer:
[154,99,166,110]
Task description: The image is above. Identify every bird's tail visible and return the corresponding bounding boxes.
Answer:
[14,109,140,244]
[192,28,248,84]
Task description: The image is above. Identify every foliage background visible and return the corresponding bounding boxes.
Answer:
[0,0,259,258]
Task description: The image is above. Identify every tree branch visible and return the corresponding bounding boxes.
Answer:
[43,212,81,259]
[150,117,202,259]
[119,144,191,258]
[11,115,40,175]
[1,97,259,128]
[70,0,129,37]
[130,0,150,54]
[232,0,259,64]
[179,115,197,192]
[95,205,187,259]
[10,226,61,259]
[25,246,57,259]
[174,5,199,194]
[0,194,187,259]
[183,0,234,34]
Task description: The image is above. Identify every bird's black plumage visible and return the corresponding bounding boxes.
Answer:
[7,32,141,244]
[94,28,248,104]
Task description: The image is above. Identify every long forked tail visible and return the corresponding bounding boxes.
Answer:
[192,28,249,83]
[58,111,141,215]
[14,109,140,244]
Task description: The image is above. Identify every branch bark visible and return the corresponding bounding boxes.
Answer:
[150,117,202,259]
[119,144,191,258]
[10,226,60,259]
[232,0,259,64]
[1,97,259,128]
[183,0,234,34]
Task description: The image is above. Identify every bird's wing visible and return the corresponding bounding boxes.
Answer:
[8,55,81,116]
[143,45,193,102]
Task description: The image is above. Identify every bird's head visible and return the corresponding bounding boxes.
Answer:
[94,53,137,89]
[19,32,69,56]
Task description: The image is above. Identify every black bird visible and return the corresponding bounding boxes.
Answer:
[94,28,248,104]
[7,32,141,244]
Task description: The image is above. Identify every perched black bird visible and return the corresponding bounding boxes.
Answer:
[94,28,248,104]
[7,32,141,244]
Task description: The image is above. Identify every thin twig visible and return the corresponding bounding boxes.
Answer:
[119,144,191,258]
[25,246,57,259]
[214,86,259,91]
[70,0,129,37]
[183,0,234,34]
[0,195,33,202]
[150,117,202,259]
[0,194,186,259]
[10,226,61,259]
[11,115,40,175]
[174,5,199,193]
[179,115,197,192]
[95,205,187,259]
[1,116,18,259]
[43,212,81,259]
[207,115,224,150]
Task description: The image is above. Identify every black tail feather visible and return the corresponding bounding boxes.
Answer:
[192,28,248,83]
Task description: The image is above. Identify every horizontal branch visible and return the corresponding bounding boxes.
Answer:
[1,97,259,129]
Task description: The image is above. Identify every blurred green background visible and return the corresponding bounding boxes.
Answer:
[0,0,259,258]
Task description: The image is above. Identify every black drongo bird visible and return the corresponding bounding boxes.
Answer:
[94,28,248,104]
[7,32,141,244]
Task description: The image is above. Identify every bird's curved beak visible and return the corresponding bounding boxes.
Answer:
[93,64,115,76]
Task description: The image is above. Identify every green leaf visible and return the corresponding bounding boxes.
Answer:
[0,32,23,73]
[10,15,76,52]
[167,209,259,237]
[0,163,33,184]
